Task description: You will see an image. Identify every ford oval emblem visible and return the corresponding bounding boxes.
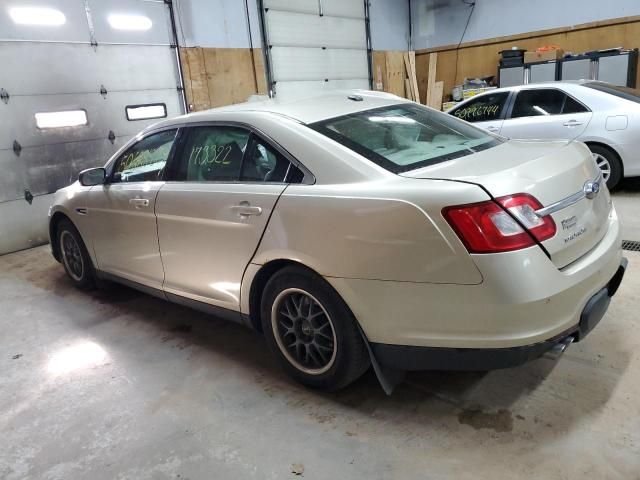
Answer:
[584,180,600,199]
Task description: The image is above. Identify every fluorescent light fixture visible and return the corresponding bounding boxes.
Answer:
[107,13,152,31]
[126,103,167,121]
[35,110,88,129]
[9,6,66,26]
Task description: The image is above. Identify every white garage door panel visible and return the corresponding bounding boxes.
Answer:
[0,0,90,42]
[88,0,172,45]
[0,195,53,255]
[0,43,178,95]
[264,0,319,15]
[0,91,181,150]
[271,47,368,81]
[276,79,369,100]
[0,135,130,204]
[321,0,365,19]
[266,11,366,49]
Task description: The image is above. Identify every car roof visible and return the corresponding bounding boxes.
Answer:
[473,80,591,96]
[154,90,409,128]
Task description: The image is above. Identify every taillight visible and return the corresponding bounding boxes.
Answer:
[443,194,556,254]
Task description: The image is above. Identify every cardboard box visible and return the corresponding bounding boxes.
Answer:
[524,49,564,63]
[442,101,460,111]
[462,86,497,100]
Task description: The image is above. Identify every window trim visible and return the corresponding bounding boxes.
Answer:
[450,91,513,123]
[107,127,181,184]
[125,103,168,121]
[505,87,591,120]
[162,121,315,185]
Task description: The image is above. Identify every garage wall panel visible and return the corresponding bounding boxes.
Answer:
[0,0,90,43]
[271,47,368,81]
[0,0,184,255]
[266,11,366,49]
[0,43,180,95]
[88,0,173,45]
[262,0,371,98]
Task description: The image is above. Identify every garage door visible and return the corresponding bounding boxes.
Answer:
[0,0,185,255]
[262,0,371,98]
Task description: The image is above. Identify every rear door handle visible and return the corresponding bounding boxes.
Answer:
[563,120,584,127]
[230,202,262,217]
[129,198,150,208]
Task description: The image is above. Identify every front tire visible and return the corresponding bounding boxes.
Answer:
[588,144,622,190]
[57,219,96,290]
[261,266,370,391]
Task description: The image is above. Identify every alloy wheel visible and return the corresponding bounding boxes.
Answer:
[593,153,611,183]
[61,231,84,282]
[271,288,337,375]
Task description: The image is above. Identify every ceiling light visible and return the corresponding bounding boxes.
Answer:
[9,7,66,26]
[35,110,88,129]
[107,14,152,31]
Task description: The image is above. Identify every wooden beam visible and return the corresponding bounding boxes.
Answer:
[425,52,437,107]
[415,14,640,55]
[408,51,420,104]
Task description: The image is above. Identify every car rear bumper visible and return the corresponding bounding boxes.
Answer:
[326,208,623,349]
[369,258,627,371]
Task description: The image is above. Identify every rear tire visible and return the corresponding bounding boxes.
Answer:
[261,266,370,391]
[57,219,96,290]
[588,144,622,190]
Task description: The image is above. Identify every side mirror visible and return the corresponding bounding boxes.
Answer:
[79,167,106,186]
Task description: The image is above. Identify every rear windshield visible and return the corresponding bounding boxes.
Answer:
[310,103,503,174]
[585,82,640,104]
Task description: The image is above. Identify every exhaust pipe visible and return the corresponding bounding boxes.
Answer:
[544,336,575,360]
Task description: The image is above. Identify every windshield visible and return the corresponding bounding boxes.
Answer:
[585,82,640,104]
[310,103,503,174]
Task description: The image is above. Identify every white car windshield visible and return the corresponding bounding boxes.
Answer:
[311,103,502,174]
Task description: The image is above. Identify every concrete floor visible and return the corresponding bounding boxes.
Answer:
[1,187,639,479]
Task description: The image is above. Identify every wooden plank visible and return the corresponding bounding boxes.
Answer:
[405,79,414,101]
[202,48,260,108]
[180,47,211,112]
[408,51,420,104]
[403,52,418,101]
[428,81,444,110]
[252,48,267,95]
[372,51,387,91]
[425,52,437,107]
[415,15,640,55]
[384,51,407,98]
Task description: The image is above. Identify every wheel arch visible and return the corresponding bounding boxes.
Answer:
[49,211,73,262]
[583,141,624,176]
[246,259,325,333]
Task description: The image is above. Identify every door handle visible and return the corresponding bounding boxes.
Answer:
[129,198,150,208]
[230,202,262,217]
[563,120,584,127]
[487,126,500,132]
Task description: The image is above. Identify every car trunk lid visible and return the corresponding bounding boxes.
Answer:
[400,140,612,268]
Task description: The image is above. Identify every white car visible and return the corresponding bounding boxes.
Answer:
[448,81,640,188]
[48,91,626,392]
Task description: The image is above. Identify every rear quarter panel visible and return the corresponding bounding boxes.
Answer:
[250,179,490,285]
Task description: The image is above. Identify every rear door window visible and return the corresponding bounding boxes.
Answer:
[511,89,588,118]
[450,92,510,122]
[174,127,250,182]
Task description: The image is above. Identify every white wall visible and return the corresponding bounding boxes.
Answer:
[173,0,262,48]
[411,0,640,50]
[370,0,410,51]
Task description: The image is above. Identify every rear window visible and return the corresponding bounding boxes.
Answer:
[310,104,503,174]
[585,82,640,104]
